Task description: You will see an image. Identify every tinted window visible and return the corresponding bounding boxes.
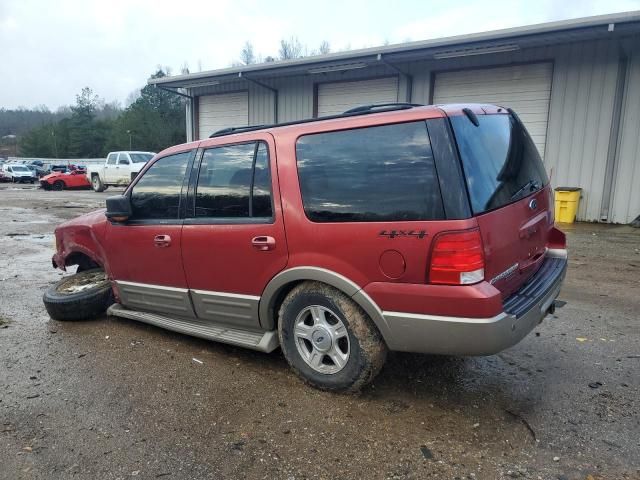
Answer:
[252,143,273,218]
[118,153,130,165]
[130,151,190,219]
[195,142,272,219]
[107,153,117,165]
[450,114,549,214]
[130,153,154,163]
[296,122,444,222]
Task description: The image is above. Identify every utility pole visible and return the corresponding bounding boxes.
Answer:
[51,130,58,158]
[127,130,132,150]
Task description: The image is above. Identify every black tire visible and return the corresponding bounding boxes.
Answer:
[43,269,114,321]
[91,175,105,192]
[52,180,64,191]
[278,282,387,393]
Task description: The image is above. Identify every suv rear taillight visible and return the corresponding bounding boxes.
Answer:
[429,228,485,285]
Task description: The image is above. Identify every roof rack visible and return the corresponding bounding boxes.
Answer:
[209,125,268,138]
[208,102,424,138]
[342,103,424,114]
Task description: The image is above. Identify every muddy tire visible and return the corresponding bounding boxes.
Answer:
[278,281,387,393]
[52,180,65,191]
[43,269,114,321]
[91,175,105,192]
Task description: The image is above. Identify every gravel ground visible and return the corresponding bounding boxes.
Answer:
[1,184,639,480]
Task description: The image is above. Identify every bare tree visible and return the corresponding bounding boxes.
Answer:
[180,62,190,75]
[240,41,256,65]
[278,36,303,60]
[319,40,330,55]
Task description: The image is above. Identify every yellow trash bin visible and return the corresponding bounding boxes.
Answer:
[554,187,582,223]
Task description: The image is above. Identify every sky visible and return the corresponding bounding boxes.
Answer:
[1,0,639,110]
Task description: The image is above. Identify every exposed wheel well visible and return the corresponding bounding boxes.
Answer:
[65,252,101,272]
[268,281,303,329]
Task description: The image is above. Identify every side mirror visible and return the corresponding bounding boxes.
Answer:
[105,195,132,222]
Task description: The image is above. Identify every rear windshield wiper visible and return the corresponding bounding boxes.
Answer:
[510,179,541,200]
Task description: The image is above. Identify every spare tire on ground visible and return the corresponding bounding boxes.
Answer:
[43,268,114,321]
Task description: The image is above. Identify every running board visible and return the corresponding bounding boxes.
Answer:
[107,304,279,353]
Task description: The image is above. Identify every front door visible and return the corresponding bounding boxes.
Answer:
[104,149,196,317]
[181,135,288,329]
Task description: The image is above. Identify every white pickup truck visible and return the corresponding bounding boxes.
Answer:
[87,151,155,192]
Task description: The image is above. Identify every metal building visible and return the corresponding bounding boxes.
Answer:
[149,11,640,224]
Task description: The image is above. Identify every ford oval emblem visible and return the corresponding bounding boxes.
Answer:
[529,199,538,210]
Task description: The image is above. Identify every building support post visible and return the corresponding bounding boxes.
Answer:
[239,72,279,124]
[378,54,413,103]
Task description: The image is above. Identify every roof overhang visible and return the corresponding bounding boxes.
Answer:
[149,11,640,89]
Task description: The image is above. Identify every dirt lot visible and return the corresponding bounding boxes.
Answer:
[1,185,639,480]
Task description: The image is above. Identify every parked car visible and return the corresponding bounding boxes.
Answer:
[50,164,70,173]
[86,151,155,192]
[44,103,567,392]
[0,168,10,183]
[40,168,91,190]
[27,161,49,177]
[2,163,36,183]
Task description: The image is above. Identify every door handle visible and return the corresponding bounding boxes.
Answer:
[154,234,171,247]
[251,236,275,251]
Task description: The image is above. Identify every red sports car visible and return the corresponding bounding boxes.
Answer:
[40,169,91,191]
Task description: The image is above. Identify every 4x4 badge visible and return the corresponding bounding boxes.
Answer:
[379,230,427,239]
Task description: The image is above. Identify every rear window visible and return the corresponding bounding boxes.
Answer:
[295,121,445,222]
[450,114,549,214]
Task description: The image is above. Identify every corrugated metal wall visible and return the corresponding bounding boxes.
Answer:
[609,37,640,224]
[187,35,640,223]
[409,39,623,222]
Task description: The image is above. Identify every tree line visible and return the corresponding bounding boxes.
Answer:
[11,70,185,159]
[6,37,338,159]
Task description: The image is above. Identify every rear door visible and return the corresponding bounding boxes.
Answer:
[448,109,552,298]
[104,153,118,183]
[181,134,288,329]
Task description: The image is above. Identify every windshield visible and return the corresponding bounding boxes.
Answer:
[450,114,549,214]
[12,165,30,172]
[130,153,154,163]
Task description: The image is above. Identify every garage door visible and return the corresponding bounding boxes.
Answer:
[198,92,248,139]
[433,63,553,158]
[317,77,399,117]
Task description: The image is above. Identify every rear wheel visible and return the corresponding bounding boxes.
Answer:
[43,268,114,321]
[278,282,387,392]
[91,175,105,192]
[52,180,64,191]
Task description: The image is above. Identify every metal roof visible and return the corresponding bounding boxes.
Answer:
[149,11,640,88]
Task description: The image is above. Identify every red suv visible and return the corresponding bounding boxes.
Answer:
[44,103,567,392]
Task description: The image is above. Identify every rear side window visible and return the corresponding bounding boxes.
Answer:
[296,122,444,222]
[195,142,273,219]
[450,114,549,214]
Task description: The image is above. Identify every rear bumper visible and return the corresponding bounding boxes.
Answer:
[382,249,568,355]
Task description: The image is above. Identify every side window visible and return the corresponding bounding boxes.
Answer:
[130,151,191,220]
[252,143,273,218]
[296,121,445,222]
[195,142,273,219]
[118,153,130,165]
[107,153,117,165]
